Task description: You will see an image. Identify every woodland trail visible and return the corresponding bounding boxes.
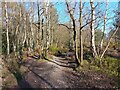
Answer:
[19,55,118,89]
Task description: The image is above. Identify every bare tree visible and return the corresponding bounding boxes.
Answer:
[5,3,10,55]
[44,0,50,57]
[90,0,98,58]
[100,1,108,54]
[66,0,80,67]
[37,2,42,55]
[79,0,83,65]
[30,3,35,51]
[100,27,119,67]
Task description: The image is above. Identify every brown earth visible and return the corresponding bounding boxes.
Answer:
[17,56,118,89]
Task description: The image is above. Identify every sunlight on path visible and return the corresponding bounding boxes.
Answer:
[21,56,118,88]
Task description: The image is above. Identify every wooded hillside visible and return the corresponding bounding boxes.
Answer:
[0,0,120,89]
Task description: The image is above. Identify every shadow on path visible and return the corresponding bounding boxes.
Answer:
[19,77,34,90]
[28,68,55,88]
[44,57,77,69]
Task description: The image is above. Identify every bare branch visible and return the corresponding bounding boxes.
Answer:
[58,23,72,30]
[82,2,86,9]
[100,27,119,61]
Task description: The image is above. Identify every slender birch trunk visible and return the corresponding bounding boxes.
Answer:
[30,17,34,51]
[23,15,27,48]
[90,0,98,58]
[50,27,54,45]
[100,1,108,54]
[79,0,83,65]
[37,3,42,55]
[5,3,10,55]
[100,28,119,67]
[48,9,51,47]
[45,0,50,56]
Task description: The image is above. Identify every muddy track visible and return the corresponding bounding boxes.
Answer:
[19,56,118,89]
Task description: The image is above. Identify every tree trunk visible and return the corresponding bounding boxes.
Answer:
[22,13,27,49]
[100,27,119,67]
[48,9,51,47]
[79,0,83,65]
[45,0,50,57]
[5,3,10,55]
[50,27,54,45]
[66,0,80,67]
[90,0,98,58]
[69,20,73,49]
[73,22,79,66]
[31,18,34,51]
[41,17,44,57]
[37,3,42,55]
[100,1,108,54]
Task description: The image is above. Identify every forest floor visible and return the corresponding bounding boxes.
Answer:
[16,55,118,89]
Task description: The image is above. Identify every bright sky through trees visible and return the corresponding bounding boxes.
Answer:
[54,2,118,34]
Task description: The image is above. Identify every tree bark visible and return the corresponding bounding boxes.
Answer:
[100,1,108,54]
[5,3,10,55]
[90,0,98,58]
[100,27,119,66]
[48,8,51,47]
[22,14,27,48]
[37,3,42,55]
[66,0,80,66]
[79,0,83,65]
[30,16,34,51]
[41,16,44,57]
[45,0,50,57]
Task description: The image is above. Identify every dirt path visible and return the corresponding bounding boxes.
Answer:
[19,56,118,89]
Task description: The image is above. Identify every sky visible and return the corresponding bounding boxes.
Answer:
[53,2,69,23]
[25,1,118,24]
[1,0,119,2]
[53,2,118,23]
[53,1,118,33]
[24,1,119,33]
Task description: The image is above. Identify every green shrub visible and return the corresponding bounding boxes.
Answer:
[102,56,120,76]
[49,45,69,55]
[58,48,68,53]
[49,45,59,55]
[90,65,101,71]
[88,56,119,77]
[81,60,90,69]
[4,54,23,81]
